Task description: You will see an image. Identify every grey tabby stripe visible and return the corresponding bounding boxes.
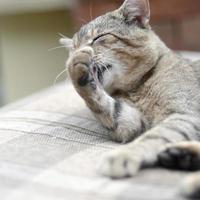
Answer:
[174,118,200,132]
[164,126,192,141]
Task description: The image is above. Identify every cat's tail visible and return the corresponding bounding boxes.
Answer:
[157,142,200,199]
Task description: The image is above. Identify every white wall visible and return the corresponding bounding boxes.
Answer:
[0,10,72,104]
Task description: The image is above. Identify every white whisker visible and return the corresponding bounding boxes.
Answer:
[58,33,67,38]
[94,60,111,75]
[78,18,87,25]
[54,68,68,85]
[89,2,93,21]
[48,46,66,51]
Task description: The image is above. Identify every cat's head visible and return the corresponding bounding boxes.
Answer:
[61,0,164,93]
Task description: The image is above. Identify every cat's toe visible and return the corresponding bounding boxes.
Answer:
[158,144,200,170]
[99,150,140,178]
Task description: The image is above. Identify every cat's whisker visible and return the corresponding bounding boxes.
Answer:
[58,33,66,38]
[102,64,111,75]
[93,57,103,65]
[78,18,88,25]
[94,57,108,66]
[94,54,114,71]
[93,55,102,61]
[93,57,105,64]
[94,60,111,75]
[48,46,67,51]
[89,2,93,21]
[53,68,68,85]
[99,59,112,75]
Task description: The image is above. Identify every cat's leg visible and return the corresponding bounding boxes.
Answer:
[158,142,200,198]
[67,47,147,143]
[99,113,200,178]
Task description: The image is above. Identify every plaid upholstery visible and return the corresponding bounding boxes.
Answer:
[0,81,191,200]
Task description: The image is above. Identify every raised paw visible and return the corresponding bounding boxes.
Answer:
[99,150,140,178]
[66,45,98,90]
[68,51,94,87]
[158,142,200,171]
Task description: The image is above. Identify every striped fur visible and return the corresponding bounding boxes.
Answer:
[62,0,200,198]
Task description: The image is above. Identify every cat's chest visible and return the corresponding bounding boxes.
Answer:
[130,87,168,125]
[112,84,170,126]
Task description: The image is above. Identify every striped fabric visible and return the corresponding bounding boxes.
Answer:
[0,81,189,200]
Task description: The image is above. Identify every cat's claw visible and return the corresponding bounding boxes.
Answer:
[99,150,140,178]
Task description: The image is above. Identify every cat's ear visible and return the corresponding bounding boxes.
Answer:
[59,37,73,50]
[119,0,150,28]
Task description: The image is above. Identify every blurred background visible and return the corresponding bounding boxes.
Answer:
[0,0,200,106]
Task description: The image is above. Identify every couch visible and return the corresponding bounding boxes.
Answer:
[0,52,199,200]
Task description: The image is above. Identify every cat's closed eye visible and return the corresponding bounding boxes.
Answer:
[91,33,116,45]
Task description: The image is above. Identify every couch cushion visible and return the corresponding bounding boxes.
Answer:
[0,78,195,199]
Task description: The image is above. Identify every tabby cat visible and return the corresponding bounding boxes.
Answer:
[60,0,200,198]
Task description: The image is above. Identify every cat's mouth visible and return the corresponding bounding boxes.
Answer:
[91,65,102,85]
[91,64,112,85]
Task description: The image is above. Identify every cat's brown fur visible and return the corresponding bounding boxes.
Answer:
[61,0,200,198]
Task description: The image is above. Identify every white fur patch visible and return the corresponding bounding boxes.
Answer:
[115,103,143,143]
[59,37,73,49]
[99,149,140,178]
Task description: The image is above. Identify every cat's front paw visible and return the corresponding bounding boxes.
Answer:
[68,50,95,88]
[158,142,200,170]
[99,149,140,178]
